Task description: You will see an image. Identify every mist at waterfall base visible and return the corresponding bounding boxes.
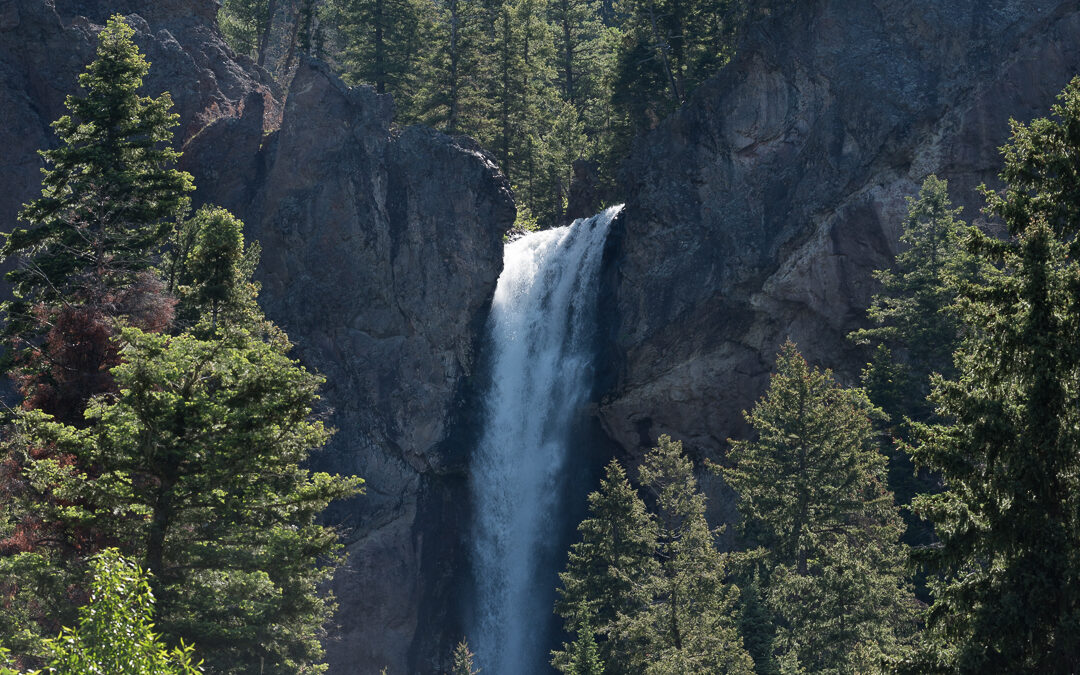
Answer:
[467,206,621,674]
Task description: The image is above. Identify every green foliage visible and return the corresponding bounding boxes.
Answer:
[564,606,603,675]
[554,459,657,673]
[851,175,981,423]
[0,15,193,353]
[166,206,261,333]
[6,320,363,674]
[302,0,752,223]
[218,0,271,58]
[555,443,753,674]
[43,549,201,675]
[0,20,362,675]
[625,436,754,675]
[610,0,743,152]
[449,639,479,675]
[324,0,426,98]
[725,342,918,672]
[905,77,1080,673]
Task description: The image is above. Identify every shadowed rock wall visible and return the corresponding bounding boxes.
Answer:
[0,2,513,673]
[602,0,1080,529]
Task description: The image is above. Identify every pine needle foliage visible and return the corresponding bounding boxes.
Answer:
[904,76,1080,673]
[725,342,918,673]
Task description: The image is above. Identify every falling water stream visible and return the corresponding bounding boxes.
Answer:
[469,206,622,674]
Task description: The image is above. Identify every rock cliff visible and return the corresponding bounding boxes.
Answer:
[601,0,1080,528]
[0,1,513,673]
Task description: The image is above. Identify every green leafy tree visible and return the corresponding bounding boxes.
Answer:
[905,77,1080,673]
[0,550,200,675]
[623,436,753,675]
[43,549,201,675]
[725,342,918,672]
[554,459,657,673]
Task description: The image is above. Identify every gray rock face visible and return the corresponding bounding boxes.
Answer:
[228,58,514,674]
[601,0,1080,507]
[0,2,513,673]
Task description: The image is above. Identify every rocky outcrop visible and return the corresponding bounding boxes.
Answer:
[214,58,514,673]
[601,0,1080,518]
[0,2,513,673]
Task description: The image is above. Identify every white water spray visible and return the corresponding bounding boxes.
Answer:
[469,206,622,674]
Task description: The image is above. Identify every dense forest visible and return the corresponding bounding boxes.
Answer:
[3,2,1080,675]
[216,0,761,225]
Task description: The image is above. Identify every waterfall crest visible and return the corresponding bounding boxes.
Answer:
[469,205,621,674]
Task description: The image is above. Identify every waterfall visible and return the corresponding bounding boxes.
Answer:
[469,205,622,674]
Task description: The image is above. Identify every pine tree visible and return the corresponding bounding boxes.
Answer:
[725,342,917,672]
[851,175,980,423]
[623,436,754,675]
[565,607,604,675]
[0,15,193,420]
[0,22,362,672]
[411,0,490,133]
[851,176,986,555]
[325,0,427,108]
[554,459,657,673]
[450,639,479,675]
[905,77,1080,673]
[5,297,362,672]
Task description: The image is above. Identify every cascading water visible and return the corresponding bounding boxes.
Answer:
[469,205,622,674]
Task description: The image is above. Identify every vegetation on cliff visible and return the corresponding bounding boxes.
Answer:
[552,78,1080,674]
[0,17,361,674]
[216,0,764,224]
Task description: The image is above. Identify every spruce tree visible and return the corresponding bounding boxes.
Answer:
[450,639,480,674]
[554,459,657,673]
[4,275,362,673]
[725,342,917,672]
[624,436,754,675]
[3,15,192,334]
[906,77,1080,673]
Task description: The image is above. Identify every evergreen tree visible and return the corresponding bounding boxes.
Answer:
[905,77,1080,673]
[851,175,979,424]
[725,342,918,672]
[0,15,193,421]
[554,459,657,673]
[412,0,490,133]
[610,0,742,149]
[0,23,362,673]
[564,606,604,675]
[851,176,987,557]
[450,639,479,675]
[325,0,427,108]
[622,435,753,675]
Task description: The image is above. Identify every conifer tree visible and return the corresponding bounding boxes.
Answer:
[450,638,479,675]
[0,22,362,673]
[906,77,1080,673]
[0,15,193,421]
[412,0,490,133]
[325,0,427,108]
[554,459,657,673]
[725,342,917,672]
[624,436,754,675]
[851,175,979,424]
